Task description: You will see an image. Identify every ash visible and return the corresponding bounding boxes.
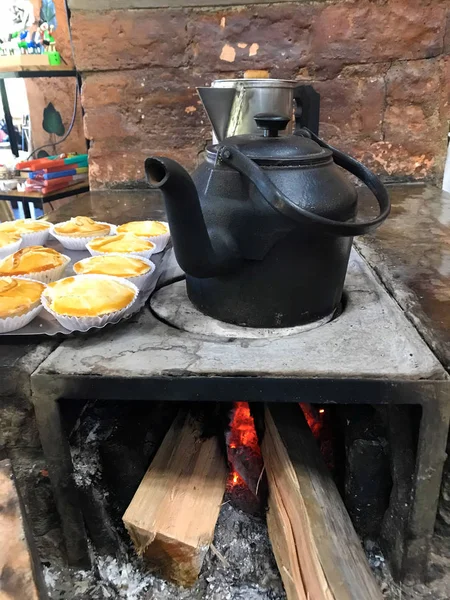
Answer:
[44,502,286,600]
[365,539,450,600]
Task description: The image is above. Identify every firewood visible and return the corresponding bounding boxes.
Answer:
[0,459,48,600]
[262,404,383,600]
[123,410,228,587]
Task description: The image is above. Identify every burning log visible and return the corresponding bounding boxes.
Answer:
[262,404,383,600]
[0,459,48,600]
[226,402,266,514]
[123,409,228,587]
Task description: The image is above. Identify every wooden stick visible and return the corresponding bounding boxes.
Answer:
[266,467,307,600]
[262,404,383,600]
[123,410,228,587]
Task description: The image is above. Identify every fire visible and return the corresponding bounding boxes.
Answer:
[301,403,334,471]
[301,403,326,438]
[232,472,242,485]
[227,402,261,489]
[228,402,259,449]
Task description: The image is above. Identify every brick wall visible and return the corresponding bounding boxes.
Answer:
[68,0,450,189]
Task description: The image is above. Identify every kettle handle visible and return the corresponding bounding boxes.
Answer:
[217,132,390,237]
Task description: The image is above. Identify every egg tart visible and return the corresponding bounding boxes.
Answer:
[42,275,138,332]
[51,217,113,250]
[117,220,170,253]
[0,232,22,260]
[87,233,155,259]
[0,246,70,283]
[0,277,45,333]
[73,254,155,290]
[0,219,51,247]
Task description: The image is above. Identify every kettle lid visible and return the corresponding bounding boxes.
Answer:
[209,114,332,165]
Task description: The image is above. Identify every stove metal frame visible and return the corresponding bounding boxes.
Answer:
[31,375,450,582]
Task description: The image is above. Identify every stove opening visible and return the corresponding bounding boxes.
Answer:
[24,399,423,599]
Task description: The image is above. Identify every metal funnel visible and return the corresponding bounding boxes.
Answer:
[197,87,236,142]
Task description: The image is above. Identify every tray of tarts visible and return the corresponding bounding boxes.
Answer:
[0,217,170,335]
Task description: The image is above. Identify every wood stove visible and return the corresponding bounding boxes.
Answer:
[29,245,450,594]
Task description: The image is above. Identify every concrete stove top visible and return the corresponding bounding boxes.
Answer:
[34,248,444,383]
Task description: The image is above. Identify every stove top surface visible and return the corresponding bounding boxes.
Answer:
[35,249,445,382]
[151,283,338,339]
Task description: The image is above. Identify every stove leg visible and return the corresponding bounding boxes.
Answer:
[31,379,90,569]
[403,390,450,582]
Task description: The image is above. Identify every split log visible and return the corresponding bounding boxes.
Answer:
[0,459,48,600]
[123,409,228,587]
[262,404,383,600]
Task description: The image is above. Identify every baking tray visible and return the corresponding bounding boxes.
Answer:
[1,238,172,337]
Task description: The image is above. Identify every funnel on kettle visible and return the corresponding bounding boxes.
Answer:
[197,87,236,142]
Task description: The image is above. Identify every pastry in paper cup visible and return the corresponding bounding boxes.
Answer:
[41,274,139,332]
[0,276,46,333]
[0,219,51,247]
[73,254,156,290]
[116,220,170,253]
[50,217,114,250]
[86,233,155,259]
[0,246,70,284]
[0,232,22,260]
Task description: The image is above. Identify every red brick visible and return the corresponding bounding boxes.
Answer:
[310,73,385,144]
[88,146,203,189]
[349,140,438,180]
[83,68,213,188]
[444,10,450,54]
[71,10,188,71]
[310,0,446,68]
[82,69,210,148]
[384,60,442,149]
[441,57,450,122]
[187,4,318,75]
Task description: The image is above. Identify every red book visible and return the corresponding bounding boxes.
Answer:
[17,158,67,171]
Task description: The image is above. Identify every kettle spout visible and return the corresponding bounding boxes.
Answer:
[145,157,240,278]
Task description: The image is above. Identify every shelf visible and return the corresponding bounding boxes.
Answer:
[0,182,89,203]
[0,66,77,79]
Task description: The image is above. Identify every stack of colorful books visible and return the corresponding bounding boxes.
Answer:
[16,154,88,195]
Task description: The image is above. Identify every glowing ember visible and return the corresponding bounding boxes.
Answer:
[301,403,325,439]
[232,472,241,485]
[227,402,262,490]
[301,403,334,471]
[228,402,260,449]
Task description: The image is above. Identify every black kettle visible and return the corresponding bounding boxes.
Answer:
[145,114,390,328]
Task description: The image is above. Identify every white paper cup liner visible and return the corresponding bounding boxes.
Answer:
[41,275,139,333]
[126,260,157,290]
[86,241,156,260]
[0,303,44,333]
[19,226,51,248]
[50,222,115,250]
[147,230,170,253]
[0,239,22,260]
[73,255,156,291]
[16,255,71,284]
